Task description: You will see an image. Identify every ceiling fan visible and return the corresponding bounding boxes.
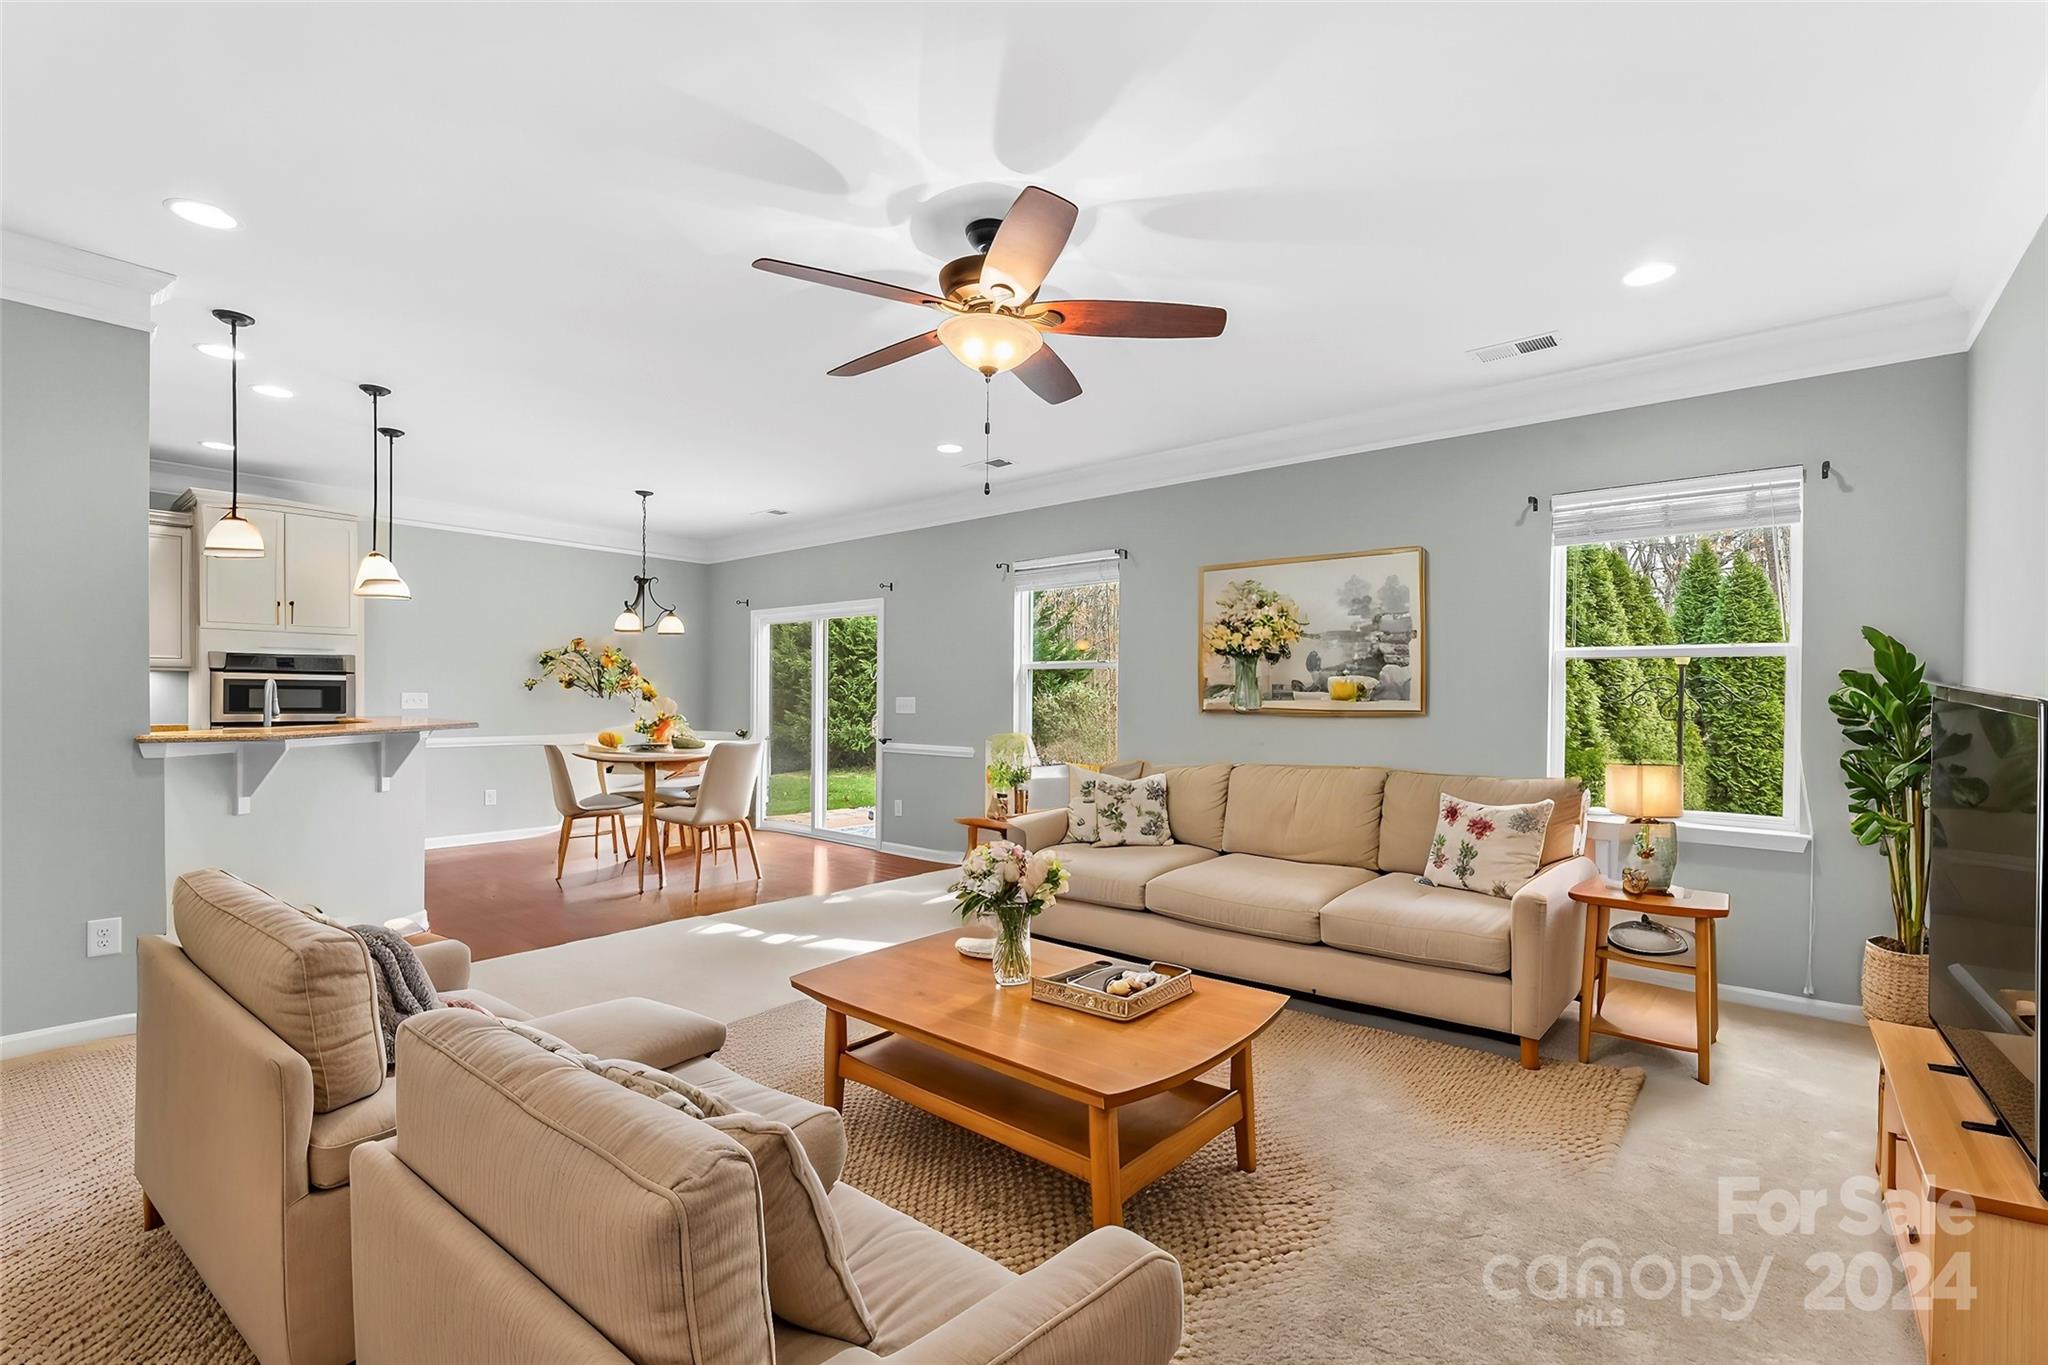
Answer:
[752,185,1227,405]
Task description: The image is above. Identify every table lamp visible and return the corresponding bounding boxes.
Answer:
[1605,762,1687,954]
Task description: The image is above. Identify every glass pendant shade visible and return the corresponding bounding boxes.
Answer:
[355,568,412,601]
[614,607,644,633]
[353,549,405,595]
[204,511,265,557]
[937,311,1043,375]
[656,610,685,635]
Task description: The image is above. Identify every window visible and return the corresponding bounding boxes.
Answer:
[1013,553,1120,767]
[1547,468,1803,829]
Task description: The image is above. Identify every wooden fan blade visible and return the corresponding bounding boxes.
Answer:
[828,331,942,377]
[1012,343,1082,404]
[980,187,1078,302]
[753,258,945,309]
[1039,299,1227,338]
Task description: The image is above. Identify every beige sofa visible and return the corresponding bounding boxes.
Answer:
[352,1009,1185,1364]
[136,869,825,1365]
[1009,763,1594,1068]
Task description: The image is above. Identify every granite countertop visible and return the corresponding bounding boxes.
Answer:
[136,717,480,744]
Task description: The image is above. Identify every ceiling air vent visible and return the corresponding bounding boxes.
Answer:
[1470,332,1561,364]
[957,457,1013,470]
[757,508,790,516]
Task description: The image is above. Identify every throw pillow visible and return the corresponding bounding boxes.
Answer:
[1418,795,1554,899]
[706,1111,876,1345]
[1066,768,1105,844]
[1095,773,1174,847]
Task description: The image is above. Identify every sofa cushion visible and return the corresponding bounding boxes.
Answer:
[1044,842,1217,911]
[1220,765,1388,868]
[675,1056,847,1190]
[1146,854,1373,944]
[828,1183,1011,1356]
[1093,773,1173,846]
[308,1074,397,1189]
[522,997,727,1070]
[704,1111,874,1345]
[1154,762,1232,851]
[172,869,385,1113]
[395,1010,775,1365]
[1319,876,1515,974]
[439,987,531,1020]
[1380,772,1586,875]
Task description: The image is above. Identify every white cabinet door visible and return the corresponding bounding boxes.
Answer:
[282,512,358,633]
[199,505,287,629]
[147,522,194,667]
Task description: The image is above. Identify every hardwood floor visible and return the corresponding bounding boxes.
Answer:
[425,824,944,960]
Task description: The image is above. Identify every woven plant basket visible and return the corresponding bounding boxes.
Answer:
[1861,937,1930,1028]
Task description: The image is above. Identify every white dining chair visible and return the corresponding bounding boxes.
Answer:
[543,745,639,881]
[650,740,764,891]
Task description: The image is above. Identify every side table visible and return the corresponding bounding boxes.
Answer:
[955,815,1014,856]
[1571,877,1731,1083]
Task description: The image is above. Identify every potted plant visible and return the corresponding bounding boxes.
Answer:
[1829,626,1933,1026]
[986,760,1030,818]
[950,840,1068,986]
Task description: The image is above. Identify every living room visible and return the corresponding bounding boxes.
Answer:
[3,4,2045,1363]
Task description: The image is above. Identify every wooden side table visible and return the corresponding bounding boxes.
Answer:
[955,815,1013,855]
[1571,877,1731,1083]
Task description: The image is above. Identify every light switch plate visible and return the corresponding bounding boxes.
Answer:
[894,697,916,714]
[87,917,122,957]
[401,692,429,711]
[892,800,903,817]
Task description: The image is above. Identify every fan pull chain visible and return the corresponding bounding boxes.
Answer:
[983,375,993,496]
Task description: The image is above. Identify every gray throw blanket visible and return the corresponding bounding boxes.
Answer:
[347,925,442,1063]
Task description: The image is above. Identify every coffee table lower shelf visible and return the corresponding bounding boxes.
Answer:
[840,1031,1247,1227]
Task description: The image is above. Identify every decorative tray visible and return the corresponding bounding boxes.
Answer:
[1031,957,1193,1021]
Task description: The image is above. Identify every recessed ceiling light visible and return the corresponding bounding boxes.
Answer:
[164,198,237,230]
[1622,261,1677,288]
[194,342,245,361]
[936,443,963,454]
[199,440,235,452]
[250,384,293,399]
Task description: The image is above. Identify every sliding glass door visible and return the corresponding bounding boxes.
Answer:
[752,600,882,846]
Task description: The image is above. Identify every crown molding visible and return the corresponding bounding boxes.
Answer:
[1955,77,2047,348]
[149,456,712,563]
[701,292,1972,562]
[1,230,175,332]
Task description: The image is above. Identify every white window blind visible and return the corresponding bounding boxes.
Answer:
[1550,467,1804,546]
[1008,549,1124,591]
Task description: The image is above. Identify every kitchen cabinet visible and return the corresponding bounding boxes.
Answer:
[188,500,359,636]
[282,513,355,631]
[147,511,194,668]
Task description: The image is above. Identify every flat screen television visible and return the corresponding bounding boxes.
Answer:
[1926,683,2044,1196]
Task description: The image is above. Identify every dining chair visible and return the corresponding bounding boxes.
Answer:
[651,740,764,891]
[544,745,639,881]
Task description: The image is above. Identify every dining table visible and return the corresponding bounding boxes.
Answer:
[573,744,713,893]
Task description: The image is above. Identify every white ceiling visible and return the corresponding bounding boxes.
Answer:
[5,4,2043,561]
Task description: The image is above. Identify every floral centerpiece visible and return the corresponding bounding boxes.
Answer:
[524,638,641,698]
[1203,578,1306,712]
[950,840,1068,986]
[633,692,684,747]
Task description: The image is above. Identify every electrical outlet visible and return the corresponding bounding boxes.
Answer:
[484,789,498,807]
[894,697,916,714]
[892,799,903,817]
[87,917,122,958]
[401,692,429,711]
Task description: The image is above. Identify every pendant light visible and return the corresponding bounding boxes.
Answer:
[359,425,412,600]
[614,490,683,635]
[351,384,407,597]
[202,309,265,557]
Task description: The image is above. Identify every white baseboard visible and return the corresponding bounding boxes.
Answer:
[878,840,960,865]
[1607,961,1863,1023]
[424,824,559,849]
[2,1012,137,1060]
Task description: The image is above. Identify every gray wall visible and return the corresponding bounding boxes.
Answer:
[1964,217,2048,699]
[708,356,1970,1006]
[360,525,709,839]
[2,301,162,1034]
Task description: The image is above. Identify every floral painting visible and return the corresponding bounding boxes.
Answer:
[1198,547,1426,716]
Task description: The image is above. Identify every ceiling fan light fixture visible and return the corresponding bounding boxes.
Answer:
[937,311,1042,376]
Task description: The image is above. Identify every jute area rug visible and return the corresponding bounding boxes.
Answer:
[0,1006,1642,1363]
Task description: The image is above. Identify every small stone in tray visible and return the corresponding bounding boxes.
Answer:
[1104,969,1163,998]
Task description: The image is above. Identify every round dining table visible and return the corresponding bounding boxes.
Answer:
[574,745,712,893]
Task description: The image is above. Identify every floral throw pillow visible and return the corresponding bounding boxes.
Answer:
[1418,795,1554,899]
[1067,769,1104,844]
[1095,773,1173,847]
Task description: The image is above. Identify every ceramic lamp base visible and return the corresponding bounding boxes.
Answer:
[1619,818,1678,895]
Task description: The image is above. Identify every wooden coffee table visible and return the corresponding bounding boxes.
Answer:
[790,931,1287,1227]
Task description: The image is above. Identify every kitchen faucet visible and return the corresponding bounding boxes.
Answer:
[262,677,279,728]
